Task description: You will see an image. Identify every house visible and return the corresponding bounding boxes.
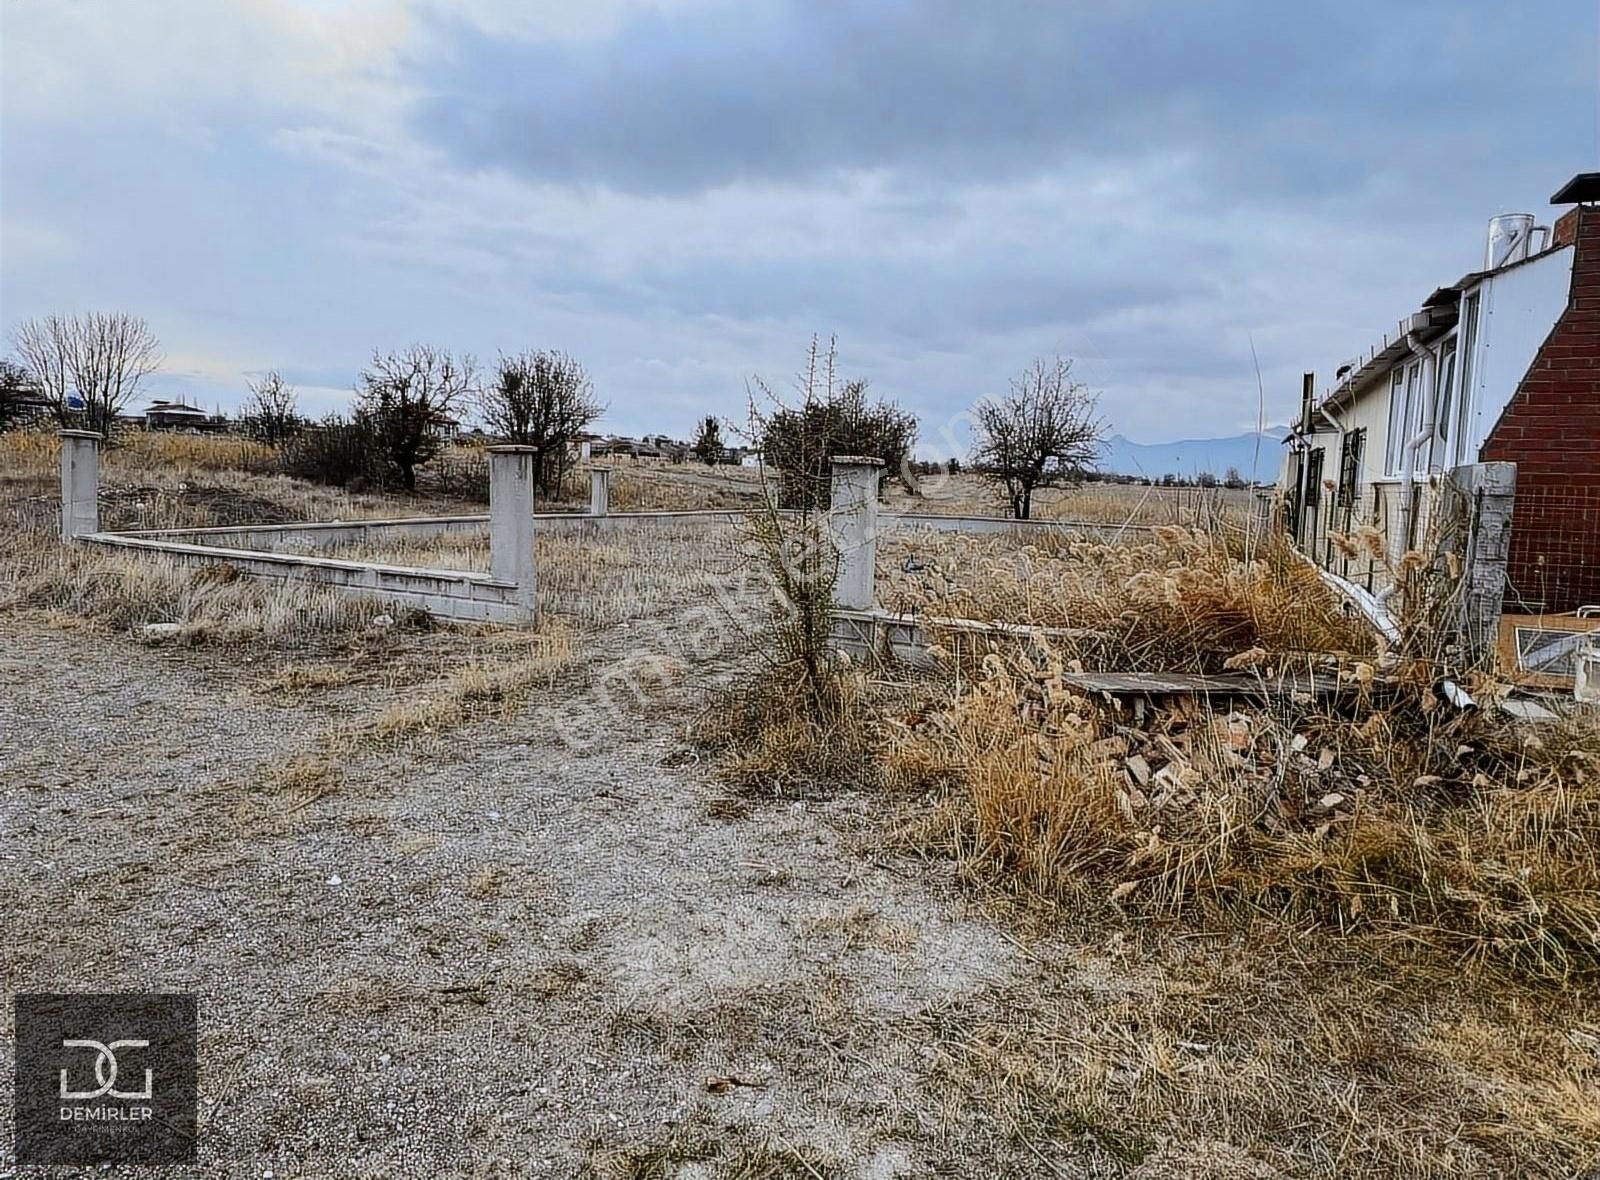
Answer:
[1281,172,1600,621]
[143,401,219,431]
[592,435,669,460]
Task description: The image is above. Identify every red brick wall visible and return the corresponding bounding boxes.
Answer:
[1481,203,1600,612]
[1552,206,1580,248]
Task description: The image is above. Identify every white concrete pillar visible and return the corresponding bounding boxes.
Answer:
[488,445,537,619]
[59,429,103,540]
[1447,461,1516,668]
[828,455,884,611]
[579,439,592,462]
[590,467,611,517]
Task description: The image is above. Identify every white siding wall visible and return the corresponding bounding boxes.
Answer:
[1462,247,1572,456]
[1285,243,1573,592]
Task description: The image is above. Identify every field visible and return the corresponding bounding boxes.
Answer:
[2,431,1598,1178]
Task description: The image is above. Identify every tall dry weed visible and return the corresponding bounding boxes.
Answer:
[889,644,1600,983]
[882,523,1373,672]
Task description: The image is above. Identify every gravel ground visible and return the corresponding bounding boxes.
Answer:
[0,603,1021,1178]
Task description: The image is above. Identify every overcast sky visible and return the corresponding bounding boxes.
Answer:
[2,1,1596,450]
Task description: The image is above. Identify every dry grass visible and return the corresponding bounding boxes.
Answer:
[255,661,357,693]
[887,472,1250,527]
[920,940,1600,1178]
[887,640,1600,984]
[0,426,276,477]
[602,460,764,512]
[1,427,492,533]
[692,505,883,797]
[583,1118,839,1180]
[881,524,1373,673]
[1,530,396,645]
[361,629,574,745]
[11,425,1596,1174]
[322,518,748,629]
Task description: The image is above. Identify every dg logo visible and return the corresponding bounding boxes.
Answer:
[59,1038,155,1101]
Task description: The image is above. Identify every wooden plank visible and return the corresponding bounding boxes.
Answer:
[1060,670,1340,701]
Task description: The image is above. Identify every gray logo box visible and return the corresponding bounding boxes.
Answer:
[13,993,198,1165]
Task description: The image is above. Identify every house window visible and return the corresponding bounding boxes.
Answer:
[1385,368,1406,475]
[1386,361,1424,476]
[1304,447,1325,507]
[1432,337,1457,468]
[1405,360,1425,442]
[1454,292,1480,464]
[1338,428,1365,508]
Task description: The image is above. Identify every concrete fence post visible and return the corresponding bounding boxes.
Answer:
[487,445,538,620]
[1446,461,1516,668]
[59,429,103,540]
[590,467,611,517]
[828,455,884,611]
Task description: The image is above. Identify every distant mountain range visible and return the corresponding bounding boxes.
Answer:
[1096,428,1288,482]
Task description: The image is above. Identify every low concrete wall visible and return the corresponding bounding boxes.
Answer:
[119,508,1121,554]
[83,533,530,623]
[883,512,1153,539]
[117,508,760,551]
[830,607,1100,669]
[117,515,494,552]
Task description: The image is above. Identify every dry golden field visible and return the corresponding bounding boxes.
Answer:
[2,428,1597,1178]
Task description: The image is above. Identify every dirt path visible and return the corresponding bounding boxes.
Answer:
[1,610,1019,1177]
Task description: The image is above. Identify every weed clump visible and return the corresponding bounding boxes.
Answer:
[696,485,876,795]
[882,524,1374,673]
[889,643,1600,983]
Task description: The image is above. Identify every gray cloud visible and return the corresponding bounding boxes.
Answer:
[410,1,1590,206]
[5,0,1597,451]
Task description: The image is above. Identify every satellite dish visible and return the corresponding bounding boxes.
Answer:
[65,394,86,410]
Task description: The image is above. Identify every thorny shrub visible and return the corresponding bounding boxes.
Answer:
[695,478,878,795]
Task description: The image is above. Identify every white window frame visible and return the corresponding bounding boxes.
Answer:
[1453,291,1481,465]
[1431,336,1457,472]
[1385,368,1406,476]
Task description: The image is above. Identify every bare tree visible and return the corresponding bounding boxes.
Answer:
[243,370,301,446]
[357,345,476,491]
[477,350,600,496]
[0,360,41,431]
[10,312,162,435]
[971,356,1103,519]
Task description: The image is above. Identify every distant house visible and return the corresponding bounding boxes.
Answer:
[592,435,667,460]
[143,401,220,431]
[1281,172,1600,619]
[7,388,53,424]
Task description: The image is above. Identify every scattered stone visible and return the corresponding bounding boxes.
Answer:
[370,613,395,629]
[1499,697,1559,723]
[140,622,182,643]
[703,1073,765,1094]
